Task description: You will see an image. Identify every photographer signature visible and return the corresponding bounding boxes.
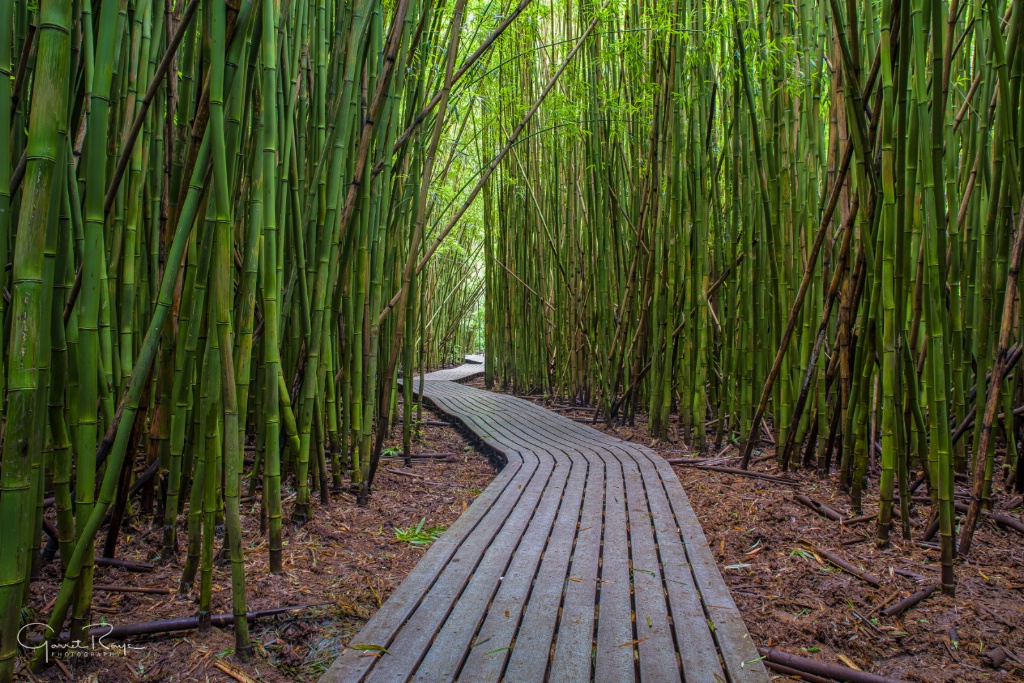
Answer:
[17,623,146,662]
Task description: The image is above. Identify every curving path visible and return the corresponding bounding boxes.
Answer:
[321,361,768,683]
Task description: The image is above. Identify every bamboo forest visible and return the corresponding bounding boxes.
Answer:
[0,0,1022,680]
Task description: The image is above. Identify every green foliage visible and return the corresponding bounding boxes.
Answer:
[395,519,447,545]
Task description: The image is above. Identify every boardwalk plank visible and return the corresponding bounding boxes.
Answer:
[409,455,563,682]
[651,456,768,683]
[620,456,683,683]
[625,450,728,681]
[544,458,603,683]
[458,451,588,682]
[592,457,636,683]
[319,363,768,683]
[364,435,547,679]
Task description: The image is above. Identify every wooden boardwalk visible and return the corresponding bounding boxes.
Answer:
[321,363,768,683]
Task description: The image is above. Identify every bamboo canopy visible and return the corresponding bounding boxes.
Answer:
[0,0,1023,677]
[483,0,1024,601]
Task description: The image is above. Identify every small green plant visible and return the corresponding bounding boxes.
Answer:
[381,446,400,457]
[789,548,814,561]
[395,518,446,545]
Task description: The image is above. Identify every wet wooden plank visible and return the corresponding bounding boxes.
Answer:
[624,449,728,681]
[409,454,563,682]
[458,450,588,682]
[651,456,769,683]
[320,364,768,683]
[592,457,635,682]
[620,455,682,683]
[542,451,603,682]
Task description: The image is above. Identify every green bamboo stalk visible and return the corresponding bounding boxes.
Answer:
[260,0,284,573]
[0,0,72,676]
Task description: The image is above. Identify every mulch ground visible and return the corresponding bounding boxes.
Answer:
[22,405,497,683]
[473,372,1024,683]
[675,460,1024,683]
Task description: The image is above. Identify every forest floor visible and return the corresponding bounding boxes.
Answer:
[23,405,497,683]
[462,375,1024,683]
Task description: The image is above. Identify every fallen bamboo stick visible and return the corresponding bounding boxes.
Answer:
[870,590,901,616]
[924,502,1024,541]
[663,457,714,465]
[801,542,881,587]
[794,494,847,523]
[843,513,877,526]
[27,604,324,644]
[388,468,424,479]
[763,660,833,683]
[671,462,798,484]
[957,503,1024,536]
[758,648,910,683]
[893,568,927,582]
[880,586,938,617]
[93,584,170,595]
[94,557,155,572]
[212,660,260,683]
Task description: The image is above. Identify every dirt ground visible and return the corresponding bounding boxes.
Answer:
[21,405,497,683]
[472,372,1024,683]
[675,461,1024,683]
